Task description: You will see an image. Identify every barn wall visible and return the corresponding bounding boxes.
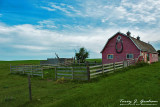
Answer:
[141,52,158,63]
[150,53,159,63]
[141,52,147,62]
[102,34,140,64]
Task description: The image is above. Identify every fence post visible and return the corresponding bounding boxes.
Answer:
[52,67,54,80]
[24,66,25,74]
[113,62,115,72]
[31,65,33,76]
[55,67,57,80]
[123,61,125,68]
[95,61,96,65]
[42,68,44,79]
[10,64,11,73]
[28,75,32,101]
[86,62,90,81]
[74,57,75,64]
[79,60,80,65]
[16,66,18,72]
[72,67,74,80]
[128,60,130,66]
[102,64,104,74]
[134,58,136,64]
[22,66,24,74]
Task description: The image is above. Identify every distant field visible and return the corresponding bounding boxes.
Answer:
[86,58,102,63]
[0,60,160,107]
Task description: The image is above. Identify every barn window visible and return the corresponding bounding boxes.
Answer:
[126,54,133,59]
[107,54,113,59]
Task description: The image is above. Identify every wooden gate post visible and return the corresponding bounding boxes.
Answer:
[42,68,44,79]
[113,62,115,71]
[123,61,125,68]
[23,66,24,74]
[31,65,33,76]
[55,67,57,80]
[102,64,104,74]
[74,57,75,64]
[86,62,90,81]
[72,67,74,80]
[134,58,136,64]
[28,75,32,101]
[95,61,97,65]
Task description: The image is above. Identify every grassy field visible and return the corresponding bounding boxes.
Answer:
[0,59,160,107]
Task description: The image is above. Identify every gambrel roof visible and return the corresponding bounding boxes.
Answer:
[101,32,158,53]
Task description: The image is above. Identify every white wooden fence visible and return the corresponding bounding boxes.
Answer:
[88,59,136,79]
[10,59,137,80]
[10,65,44,78]
[55,67,87,80]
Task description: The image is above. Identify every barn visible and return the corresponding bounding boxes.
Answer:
[101,31,159,64]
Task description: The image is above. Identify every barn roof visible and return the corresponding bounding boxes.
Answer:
[101,32,158,53]
[130,37,157,53]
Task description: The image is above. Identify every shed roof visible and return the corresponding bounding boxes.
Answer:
[101,32,158,53]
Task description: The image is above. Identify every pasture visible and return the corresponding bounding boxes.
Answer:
[0,59,160,107]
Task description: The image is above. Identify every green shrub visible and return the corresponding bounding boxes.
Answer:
[135,61,149,67]
[55,77,66,84]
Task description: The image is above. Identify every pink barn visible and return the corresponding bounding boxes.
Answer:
[101,31,158,64]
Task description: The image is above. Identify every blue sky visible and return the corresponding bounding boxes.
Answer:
[0,0,160,60]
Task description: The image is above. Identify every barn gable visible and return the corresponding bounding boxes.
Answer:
[101,32,157,54]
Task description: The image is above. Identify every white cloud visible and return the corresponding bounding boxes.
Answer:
[41,3,83,17]
[39,0,160,27]
[49,3,71,14]
[41,6,56,11]
[0,23,104,58]
[39,0,160,25]
[121,0,160,23]
[38,20,57,29]
[0,21,160,59]
[0,37,11,43]
[13,45,51,51]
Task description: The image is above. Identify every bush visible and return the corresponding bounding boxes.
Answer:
[135,61,149,67]
[55,77,66,84]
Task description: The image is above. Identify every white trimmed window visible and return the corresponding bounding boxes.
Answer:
[107,54,113,59]
[126,54,133,59]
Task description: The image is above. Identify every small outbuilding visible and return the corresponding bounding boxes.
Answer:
[101,31,158,64]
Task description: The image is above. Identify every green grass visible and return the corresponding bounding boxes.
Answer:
[0,60,160,107]
[86,58,102,63]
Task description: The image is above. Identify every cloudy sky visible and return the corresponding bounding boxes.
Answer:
[0,0,160,60]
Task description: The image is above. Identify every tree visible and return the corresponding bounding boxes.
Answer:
[157,50,160,56]
[75,47,89,63]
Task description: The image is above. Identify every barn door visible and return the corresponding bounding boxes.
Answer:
[147,53,150,61]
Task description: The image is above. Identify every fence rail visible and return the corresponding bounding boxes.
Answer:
[10,65,44,78]
[10,59,137,81]
[55,66,87,80]
[88,59,136,79]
